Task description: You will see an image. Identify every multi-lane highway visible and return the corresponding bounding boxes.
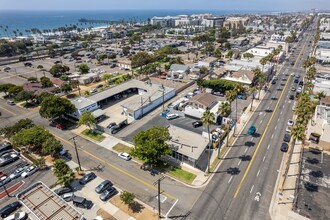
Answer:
[189,21,317,220]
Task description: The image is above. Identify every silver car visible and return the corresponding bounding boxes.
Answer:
[9,166,29,180]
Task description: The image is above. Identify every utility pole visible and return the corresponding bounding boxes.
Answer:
[69,135,82,171]
[153,176,165,219]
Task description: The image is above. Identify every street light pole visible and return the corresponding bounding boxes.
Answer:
[69,135,82,171]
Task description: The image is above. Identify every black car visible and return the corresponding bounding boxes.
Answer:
[283,133,291,142]
[107,122,116,129]
[99,186,117,201]
[0,201,22,218]
[271,79,276,84]
[294,79,299,83]
[95,180,113,194]
[280,143,289,152]
[79,172,96,185]
[192,121,203,128]
[289,95,294,100]
[72,196,93,209]
[291,62,295,66]
[54,186,73,195]
[299,81,304,86]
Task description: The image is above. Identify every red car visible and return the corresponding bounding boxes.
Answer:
[0,172,7,178]
[55,123,64,130]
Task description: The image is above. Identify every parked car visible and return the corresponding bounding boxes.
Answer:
[99,186,117,201]
[0,151,20,167]
[72,196,93,209]
[299,81,304,86]
[54,186,73,195]
[95,180,113,193]
[283,133,291,142]
[118,152,131,161]
[55,123,64,130]
[4,211,27,220]
[280,143,289,152]
[3,66,11,71]
[287,119,294,126]
[107,122,116,129]
[291,87,296,91]
[192,121,203,128]
[166,113,179,120]
[286,126,292,133]
[21,165,37,178]
[213,91,224,96]
[61,192,75,202]
[0,172,6,178]
[90,88,97,93]
[24,62,32,67]
[96,84,103,89]
[0,176,11,186]
[79,172,96,185]
[237,94,247,100]
[289,95,294,100]
[9,165,29,180]
[0,202,22,218]
[247,126,256,135]
[297,87,302,93]
[271,79,276,84]
[7,100,15,105]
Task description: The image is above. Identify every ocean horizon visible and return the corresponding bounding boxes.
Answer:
[0,9,275,37]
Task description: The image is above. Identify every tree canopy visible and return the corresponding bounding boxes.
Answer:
[78,111,96,130]
[131,126,171,165]
[49,64,70,77]
[0,118,34,139]
[39,95,76,119]
[40,76,53,88]
[78,63,90,74]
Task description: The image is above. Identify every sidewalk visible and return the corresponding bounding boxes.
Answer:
[269,141,309,220]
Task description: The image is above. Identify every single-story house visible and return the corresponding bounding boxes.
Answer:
[22,82,56,95]
[222,70,254,85]
[198,57,218,67]
[169,64,190,76]
[78,73,100,85]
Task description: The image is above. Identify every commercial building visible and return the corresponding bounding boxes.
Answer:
[167,125,209,168]
[223,17,249,30]
[198,57,218,67]
[17,182,83,220]
[88,79,176,120]
[69,97,104,120]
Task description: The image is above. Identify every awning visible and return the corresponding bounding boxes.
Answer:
[92,109,106,118]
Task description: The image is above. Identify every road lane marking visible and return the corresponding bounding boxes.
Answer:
[280,111,283,115]
[0,106,16,115]
[250,137,254,141]
[259,120,262,124]
[244,148,248,153]
[277,118,280,122]
[238,160,241,166]
[165,199,179,218]
[267,144,270,150]
[270,101,272,104]
[257,170,260,177]
[271,134,274,139]
[250,185,254,194]
[274,125,277,130]
[228,176,233,183]
[52,133,176,200]
[263,156,266,162]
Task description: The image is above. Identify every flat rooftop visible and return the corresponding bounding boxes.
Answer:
[17,182,82,220]
[167,125,208,160]
[71,96,97,110]
[88,79,175,111]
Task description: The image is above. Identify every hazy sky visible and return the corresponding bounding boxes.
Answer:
[0,0,328,11]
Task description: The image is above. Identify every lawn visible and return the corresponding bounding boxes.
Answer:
[81,129,105,142]
[112,143,132,153]
[168,167,196,184]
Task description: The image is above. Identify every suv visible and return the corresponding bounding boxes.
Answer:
[0,202,22,218]
[283,133,291,142]
[95,180,113,193]
[79,172,96,185]
[72,196,93,209]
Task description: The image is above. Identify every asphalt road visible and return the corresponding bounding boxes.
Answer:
[188,21,317,220]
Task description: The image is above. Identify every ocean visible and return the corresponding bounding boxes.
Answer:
[0,10,271,37]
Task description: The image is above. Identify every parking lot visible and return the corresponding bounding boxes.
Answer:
[295,148,330,219]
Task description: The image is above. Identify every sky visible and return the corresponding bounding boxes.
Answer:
[0,0,329,11]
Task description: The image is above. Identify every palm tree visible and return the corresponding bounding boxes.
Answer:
[218,102,231,118]
[201,109,215,173]
[315,91,326,100]
[249,86,257,111]
[306,66,316,81]
[291,125,306,144]
[233,83,243,135]
[225,90,237,146]
[252,67,267,99]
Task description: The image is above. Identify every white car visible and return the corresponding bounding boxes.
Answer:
[291,72,295,76]
[297,87,302,93]
[4,211,27,220]
[286,126,292,133]
[9,166,29,180]
[288,119,294,126]
[0,176,11,186]
[166,113,179,120]
[21,165,37,178]
[118,152,131,161]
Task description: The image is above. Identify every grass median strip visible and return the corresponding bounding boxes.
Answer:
[81,129,105,142]
[112,143,132,153]
[168,167,196,184]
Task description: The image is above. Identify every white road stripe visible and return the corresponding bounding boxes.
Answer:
[244,148,248,153]
[280,111,283,115]
[271,134,274,139]
[250,137,254,141]
[263,156,266,162]
[275,125,277,130]
[257,170,260,177]
[277,118,280,122]
[228,176,233,183]
[250,185,254,194]
[267,144,270,150]
[259,120,263,124]
[238,160,241,166]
